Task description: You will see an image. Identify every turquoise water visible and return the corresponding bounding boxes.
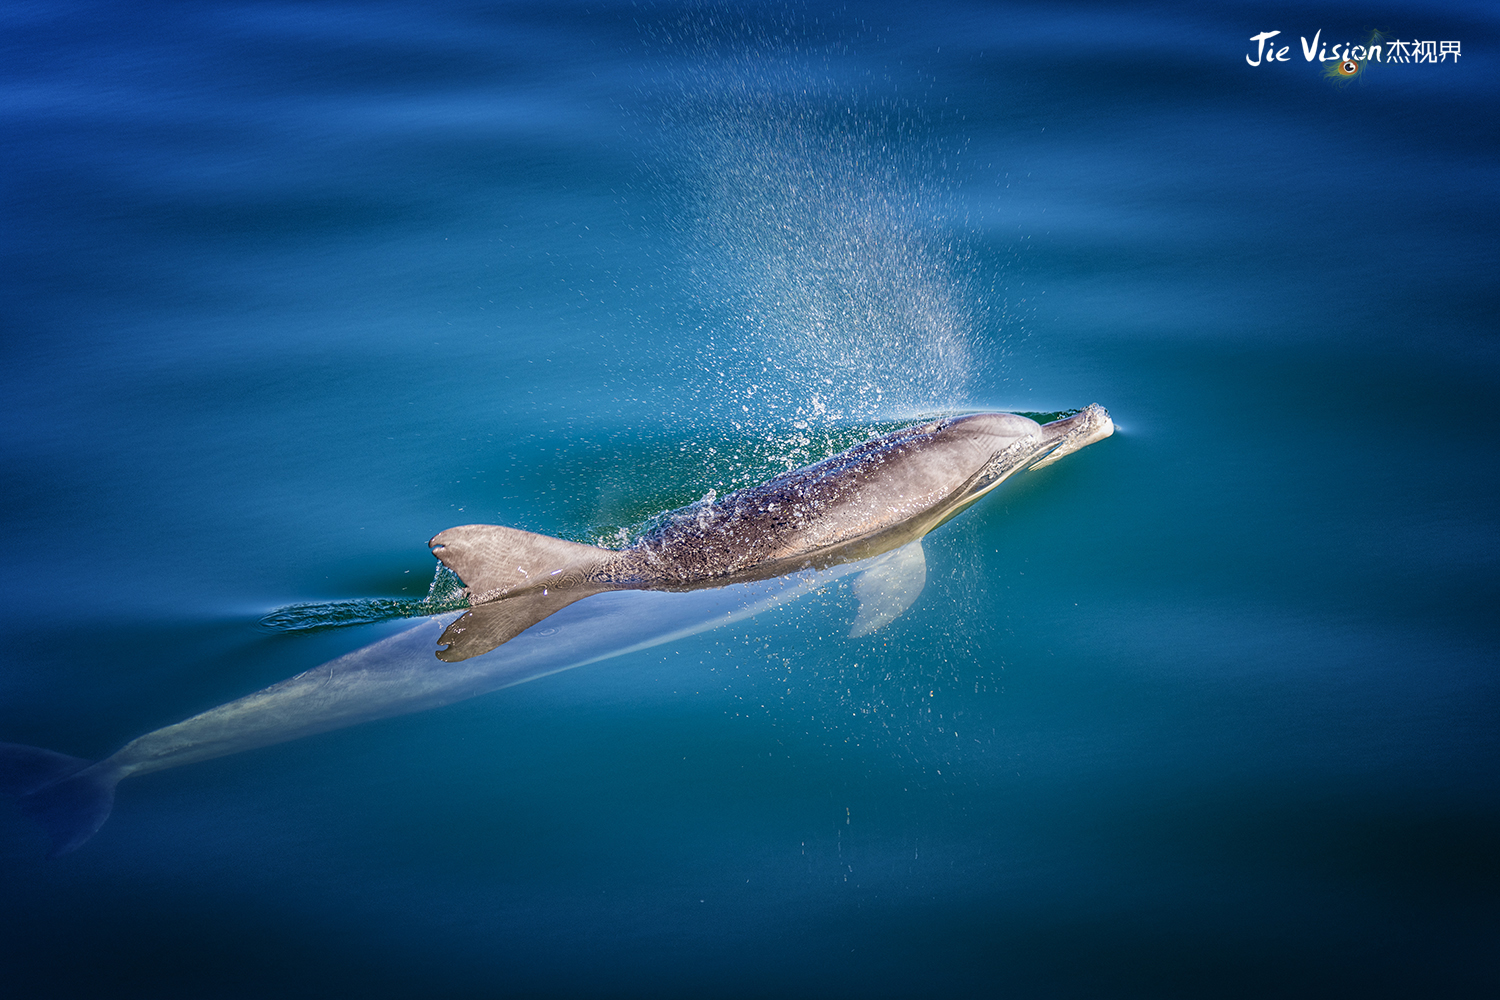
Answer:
[2,2,1497,996]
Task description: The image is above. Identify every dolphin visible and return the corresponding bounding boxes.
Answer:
[429,405,1114,659]
[0,406,1111,855]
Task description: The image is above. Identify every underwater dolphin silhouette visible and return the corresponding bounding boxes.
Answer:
[0,406,1111,856]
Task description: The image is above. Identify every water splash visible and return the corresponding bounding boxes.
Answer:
[638,11,990,470]
[258,565,468,634]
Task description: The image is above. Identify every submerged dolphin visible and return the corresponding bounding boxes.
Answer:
[0,406,1111,855]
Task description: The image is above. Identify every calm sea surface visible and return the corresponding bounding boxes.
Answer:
[2,1,1497,996]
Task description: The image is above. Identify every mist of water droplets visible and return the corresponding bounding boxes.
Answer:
[636,11,990,479]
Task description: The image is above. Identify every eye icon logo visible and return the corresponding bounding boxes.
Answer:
[1244,28,1463,84]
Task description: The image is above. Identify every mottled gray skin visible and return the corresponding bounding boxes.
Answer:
[609,406,1114,588]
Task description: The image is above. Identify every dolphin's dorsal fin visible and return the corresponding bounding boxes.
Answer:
[434,588,598,662]
[428,524,611,604]
[849,540,927,638]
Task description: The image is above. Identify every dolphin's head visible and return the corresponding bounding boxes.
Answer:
[929,405,1113,515]
[939,404,1113,470]
[1029,403,1115,469]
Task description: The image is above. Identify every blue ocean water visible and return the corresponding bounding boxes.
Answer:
[2,1,1497,996]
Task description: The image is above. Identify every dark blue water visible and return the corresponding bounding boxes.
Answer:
[3,2,1497,996]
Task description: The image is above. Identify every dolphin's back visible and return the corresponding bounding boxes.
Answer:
[619,413,1045,585]
[426,411,1066,655]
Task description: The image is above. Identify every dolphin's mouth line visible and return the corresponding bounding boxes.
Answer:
[1026,403,1115,471]
[941,404,1114,516]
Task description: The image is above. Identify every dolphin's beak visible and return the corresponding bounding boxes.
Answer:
[1030,404,1114,470]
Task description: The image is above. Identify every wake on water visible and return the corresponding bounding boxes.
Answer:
[259,565,468,633]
